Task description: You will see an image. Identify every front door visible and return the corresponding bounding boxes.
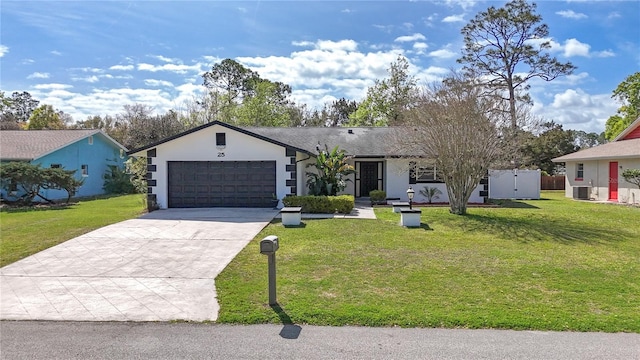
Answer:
[359,162,380,197]
[609,162,618,201]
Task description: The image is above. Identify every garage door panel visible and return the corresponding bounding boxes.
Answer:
[168,161,276,208]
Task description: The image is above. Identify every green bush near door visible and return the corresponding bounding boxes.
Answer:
[282,195,354,214]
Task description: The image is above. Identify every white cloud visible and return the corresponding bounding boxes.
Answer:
[594,50,615,58]
[443,0,477,11]
[423,14,438,27]
[51,50,62,56]
[110,64,134,71]
[137,63,203,74]
[33,83,73,90]
[373,24,394,33]
[414,66,450,86]
[442,14,465,23]
[236,39,409,106]
[428,48,457,59]
[72,75,100,83]
[607,12,621,20]
[151,55,180,63]
[413,42,428,53]
[315,39,358,52]
[30,86,176,122]
[556,10,588,20]
[22,59,35,65]
[394,33,426,43]
[78,67,105,73]
[563,38,590,57]
[27,72,50,79]
[0,45,8,57]
[532,88,617,132]
[144,79,174,87]
[292,40,315,47]
[341,8,352,13]
[563,72,590,86]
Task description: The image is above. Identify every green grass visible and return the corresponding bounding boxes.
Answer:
[0,195,146,267]
[216,191,640,332]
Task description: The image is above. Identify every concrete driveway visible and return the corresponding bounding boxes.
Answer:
[0,208,278,322]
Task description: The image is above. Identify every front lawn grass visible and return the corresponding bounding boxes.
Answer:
[0,195,146,267]
[216,191,640,332]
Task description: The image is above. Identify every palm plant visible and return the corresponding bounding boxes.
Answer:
[420,186,443,204]
[306,145,355,196]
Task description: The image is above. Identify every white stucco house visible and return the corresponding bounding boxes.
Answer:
[552,117,640,204]
[128,121,486,209]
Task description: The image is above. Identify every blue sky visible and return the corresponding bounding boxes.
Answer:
[1,1,639,133]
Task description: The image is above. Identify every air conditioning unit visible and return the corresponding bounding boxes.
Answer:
[573,186,590,200]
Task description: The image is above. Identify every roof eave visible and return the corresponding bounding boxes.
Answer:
[127,121,314,157]
[613,116,640,141]
[553,154,640,162]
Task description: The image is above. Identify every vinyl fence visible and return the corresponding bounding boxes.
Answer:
[489,169,541,199]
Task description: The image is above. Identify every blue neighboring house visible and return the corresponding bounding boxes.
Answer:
[0,130,128,201]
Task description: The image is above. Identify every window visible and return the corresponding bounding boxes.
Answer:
[50,164,62,169]
[409,161,442,184]
[8,180,18,193]
[575,163,584,180]
[81,164,89,177]
[88,136,93,145]
[216,132,226,147]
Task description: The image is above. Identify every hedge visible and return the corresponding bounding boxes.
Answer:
[282,195,354,214]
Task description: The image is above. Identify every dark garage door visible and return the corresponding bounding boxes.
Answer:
[168,161,276,208]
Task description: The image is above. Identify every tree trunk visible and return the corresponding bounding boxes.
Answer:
[446,181,470,215]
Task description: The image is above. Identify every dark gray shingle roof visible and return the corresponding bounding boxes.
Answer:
[0,130,122,161]
[245,126,401,157]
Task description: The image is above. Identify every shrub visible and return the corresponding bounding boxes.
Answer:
[306,145,355,196]
[282,195,354,214]
[369,190,386,204]
[0,162,83,204]
[125,157,148,194]
[103,164,136,194]
[419,186,443,204]
[622,168,640,189]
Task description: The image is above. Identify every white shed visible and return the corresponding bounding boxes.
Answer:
[489,169,541,199]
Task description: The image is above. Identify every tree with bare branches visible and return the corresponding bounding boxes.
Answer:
[390,74,504,215]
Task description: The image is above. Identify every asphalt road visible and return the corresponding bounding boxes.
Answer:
[1,322,638,360]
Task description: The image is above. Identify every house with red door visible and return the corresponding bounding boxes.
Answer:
[553,117,640,204]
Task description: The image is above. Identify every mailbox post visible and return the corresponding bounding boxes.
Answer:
[260,235,279,305]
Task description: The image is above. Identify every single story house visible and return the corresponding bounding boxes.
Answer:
[0,130,128,201]
[552,117,640,204]
[128,121,486,209]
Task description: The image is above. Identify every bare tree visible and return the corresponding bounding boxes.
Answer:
[390,74,504,215]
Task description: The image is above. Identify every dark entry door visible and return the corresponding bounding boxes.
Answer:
[359,162,379,197]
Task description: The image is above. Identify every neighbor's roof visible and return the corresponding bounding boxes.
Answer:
[614,116,640,141]
[552,138,640,162]
[0,130,127,161]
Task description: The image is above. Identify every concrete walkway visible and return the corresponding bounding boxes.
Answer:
[0,208,278,322]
